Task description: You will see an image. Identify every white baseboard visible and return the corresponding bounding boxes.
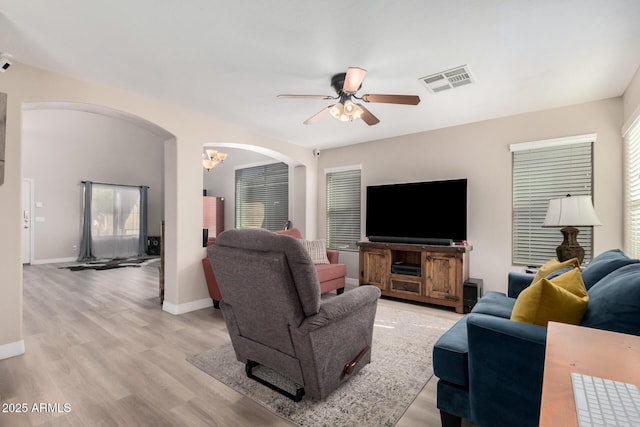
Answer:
[346,277,359,286]
[162,280,359,315]
[30,257,77,265]
[162,297,213,315]
[0,340,25,360]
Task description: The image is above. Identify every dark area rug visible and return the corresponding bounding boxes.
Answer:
[61,256,159,271]
[188,303,456,426]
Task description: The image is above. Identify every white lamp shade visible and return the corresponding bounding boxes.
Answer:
[543,195,602,227]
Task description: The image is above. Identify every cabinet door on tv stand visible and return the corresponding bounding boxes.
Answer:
[424,252,460,300]
[360,248,390,290]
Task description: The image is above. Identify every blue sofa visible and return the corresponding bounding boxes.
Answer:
[432,249,640,427]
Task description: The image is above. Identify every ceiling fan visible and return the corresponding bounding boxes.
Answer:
[277,67,421,126]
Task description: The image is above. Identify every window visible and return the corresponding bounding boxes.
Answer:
[624,115,640,257]
[92,185,140,238]
[511,135,595,266]
[235,162,289,231]
[326,166,361,251]
[79,181,148,260]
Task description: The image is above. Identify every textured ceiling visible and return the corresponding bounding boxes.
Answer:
[1,0,640,149]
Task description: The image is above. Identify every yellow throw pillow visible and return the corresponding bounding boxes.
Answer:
[531,257,580,285]
[511,268,589,327]
[548,267,588,299]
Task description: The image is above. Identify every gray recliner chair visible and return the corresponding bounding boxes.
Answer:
[208,228,381,401]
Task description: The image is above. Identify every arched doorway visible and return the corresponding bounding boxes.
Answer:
[21,101,174,297]
[202,142,308,236]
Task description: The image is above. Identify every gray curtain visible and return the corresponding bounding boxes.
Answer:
[78,181,94,261]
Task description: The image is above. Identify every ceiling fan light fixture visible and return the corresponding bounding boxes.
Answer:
[338,111,351,122]
[345,100,363,120]
[328,96,362,122]
[343,99,357,114]
[330,102,344,119]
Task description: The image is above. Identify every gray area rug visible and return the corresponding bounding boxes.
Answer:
[187,303,456,426]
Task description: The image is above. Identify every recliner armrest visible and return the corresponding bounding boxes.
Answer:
[296,286,381,333]
[508,271,534,298]
[466,313,547,427]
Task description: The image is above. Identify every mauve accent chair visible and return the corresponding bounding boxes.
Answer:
[208,228,381,401]
[275,228,347,295]
[201,256,222,309]
[202,228,347,309]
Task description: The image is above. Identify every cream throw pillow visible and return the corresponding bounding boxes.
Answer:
[300,239,330,264]
[511,268,589,327]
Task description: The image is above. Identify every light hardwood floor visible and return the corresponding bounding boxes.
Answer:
[0,262,472,426]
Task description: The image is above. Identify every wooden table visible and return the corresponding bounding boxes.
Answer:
[539,322,640,426]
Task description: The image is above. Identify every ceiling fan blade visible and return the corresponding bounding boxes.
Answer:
[303,106,333,125]
[343,67,367,93]
[362,94,421,105]
[278,94,336,100]
[357,104,380,126]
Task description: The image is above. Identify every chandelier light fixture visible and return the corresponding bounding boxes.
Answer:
[202,149,228,170]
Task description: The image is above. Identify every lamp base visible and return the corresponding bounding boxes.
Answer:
[555,226,584,264]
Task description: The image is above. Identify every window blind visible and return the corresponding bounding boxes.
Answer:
[235,162,289,231]
[512,141,594,265]
[624,117,640,257]
[326,168,361,251]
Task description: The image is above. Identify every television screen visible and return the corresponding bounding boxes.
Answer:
[365,179,467,243]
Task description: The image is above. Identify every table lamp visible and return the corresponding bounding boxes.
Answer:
[543,194,602,263]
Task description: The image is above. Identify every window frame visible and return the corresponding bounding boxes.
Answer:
[624,112,640,257]
[510,134,596,266]
[325,165,362,252]
[234,161,289,231]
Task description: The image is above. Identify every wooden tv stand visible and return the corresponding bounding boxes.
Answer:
[357,241,470,313]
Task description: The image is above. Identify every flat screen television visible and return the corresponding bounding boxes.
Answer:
[365,178,467,244]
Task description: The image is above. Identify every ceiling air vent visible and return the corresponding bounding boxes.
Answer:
[419,65,474,94]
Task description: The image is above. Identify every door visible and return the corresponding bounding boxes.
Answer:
[424,252,460,300]
[360,248,390,290]
[22,179,33,264]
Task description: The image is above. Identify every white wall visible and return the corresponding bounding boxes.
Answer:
[22,109,164,262]
[317,98,625,293]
